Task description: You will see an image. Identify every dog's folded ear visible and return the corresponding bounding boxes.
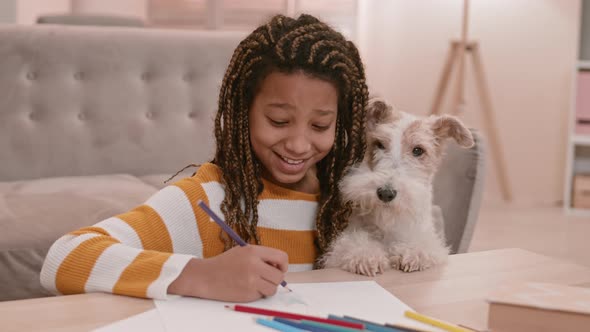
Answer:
[366,99,396,130]
[431,115,475,148]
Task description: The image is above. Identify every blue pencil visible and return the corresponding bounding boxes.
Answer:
[341,315,429,332]
[328,315,406,332]
[256,318,307,332]
[197,200,291,290]
[273,317,334,332]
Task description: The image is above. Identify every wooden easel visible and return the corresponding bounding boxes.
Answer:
[430,0,512,201]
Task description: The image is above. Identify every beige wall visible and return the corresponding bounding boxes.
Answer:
[359,0,581,206]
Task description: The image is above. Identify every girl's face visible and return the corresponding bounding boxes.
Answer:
[249,71,338,193]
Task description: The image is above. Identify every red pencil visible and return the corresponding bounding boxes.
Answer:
[225,304,364,330]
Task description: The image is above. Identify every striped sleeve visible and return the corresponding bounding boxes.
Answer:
[40,176,210,300]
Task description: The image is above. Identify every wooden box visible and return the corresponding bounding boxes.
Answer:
[573,174,590,208]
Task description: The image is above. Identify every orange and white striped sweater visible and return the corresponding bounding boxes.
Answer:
[40,163,319,299]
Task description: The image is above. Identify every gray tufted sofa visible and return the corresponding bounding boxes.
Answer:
[0,24,485,302]
[0,24,244,301]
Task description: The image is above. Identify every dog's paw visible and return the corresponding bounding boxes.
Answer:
[389,247,446,272]
[341,254,390,277]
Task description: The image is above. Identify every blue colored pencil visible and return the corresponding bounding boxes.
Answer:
[256,318,307,332]
[273,317,334,332]
[197,200,290,290]
[328,315,407,332]
[299,320,362,332]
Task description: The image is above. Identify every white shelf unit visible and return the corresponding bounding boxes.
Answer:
[564,0,590,215]
[572,134,590,146]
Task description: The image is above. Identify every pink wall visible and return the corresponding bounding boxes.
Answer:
[16,0,70,24]
[360,0,581,206]
[13,0,147,23]
[71,0,147,19]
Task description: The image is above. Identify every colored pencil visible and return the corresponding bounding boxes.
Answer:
[329,315,408,332]
[338,315,430,332]
[197,200,290,290]
[300,319,362,332]
[273,318,334,332]
[225,305,364,329]
[404,311,471,332]
[255,318,307,332]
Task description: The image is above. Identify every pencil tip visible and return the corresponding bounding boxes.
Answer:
[286,286,293,292]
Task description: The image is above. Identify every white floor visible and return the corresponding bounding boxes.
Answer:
[468,201,590,267]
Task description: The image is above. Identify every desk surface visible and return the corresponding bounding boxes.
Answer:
[2,248,590,332]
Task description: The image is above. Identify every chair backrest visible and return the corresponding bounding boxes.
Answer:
[433,129,486,254]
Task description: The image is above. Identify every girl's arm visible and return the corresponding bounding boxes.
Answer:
[40,178,203,299]
[40,176,288,300]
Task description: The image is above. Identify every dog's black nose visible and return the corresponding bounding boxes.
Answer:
[377,187,397,202]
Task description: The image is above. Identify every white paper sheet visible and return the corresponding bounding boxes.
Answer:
[92,308,166,332]
[154,281,444,331]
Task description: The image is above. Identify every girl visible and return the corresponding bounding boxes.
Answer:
[41,14,368,303]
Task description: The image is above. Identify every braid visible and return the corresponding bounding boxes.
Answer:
[214,14,368,260]
[275,23,327,60]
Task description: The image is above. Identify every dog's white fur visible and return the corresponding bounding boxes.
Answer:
[321,99,474,276]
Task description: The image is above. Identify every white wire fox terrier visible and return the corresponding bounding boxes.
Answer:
[321,99,474,276]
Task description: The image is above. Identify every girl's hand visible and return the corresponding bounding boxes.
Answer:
[168,245,289,302]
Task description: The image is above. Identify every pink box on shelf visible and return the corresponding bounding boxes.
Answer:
[576,71,590,135]
[573,174,590,208]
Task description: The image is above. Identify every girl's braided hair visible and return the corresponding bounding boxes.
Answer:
[213,14,368,263]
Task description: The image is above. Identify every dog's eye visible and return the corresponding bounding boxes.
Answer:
[412,147,424,157]
[375,141,385,150]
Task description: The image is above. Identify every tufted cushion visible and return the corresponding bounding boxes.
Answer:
[137,165,199,190]
[0,25,243,182]
[0,174,159,301]
[0,248,53,301]
[137,174,171,190]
